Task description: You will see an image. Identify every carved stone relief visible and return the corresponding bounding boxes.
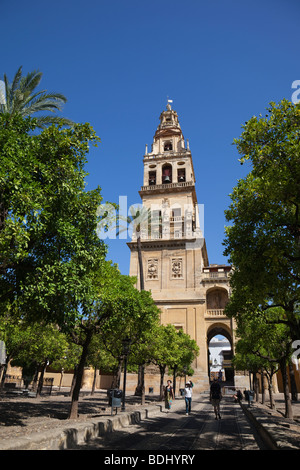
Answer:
[171,258,183,279]
[147,258,159,280]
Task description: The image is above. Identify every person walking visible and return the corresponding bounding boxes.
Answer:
[184,382,192,415]
[164,380,174,411]
[210,378,222,419]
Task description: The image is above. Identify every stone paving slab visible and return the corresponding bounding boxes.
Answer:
[0,390,299,450]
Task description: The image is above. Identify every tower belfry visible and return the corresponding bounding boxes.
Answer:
[139,100,202,243]
[128,102,235,392]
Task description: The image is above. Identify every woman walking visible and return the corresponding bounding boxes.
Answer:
[164,380,174,411]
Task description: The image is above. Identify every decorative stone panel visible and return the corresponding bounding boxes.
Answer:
[147,258,159,280]
[171,257,183,279]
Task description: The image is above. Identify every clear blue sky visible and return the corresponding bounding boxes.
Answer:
[2,0,300,274]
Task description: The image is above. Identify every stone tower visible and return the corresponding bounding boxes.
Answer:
[128,101,234,392]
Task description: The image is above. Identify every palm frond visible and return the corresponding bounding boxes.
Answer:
[35,115,75,128]
[22,92,67,115]
[19,69,42,94]
[21,90,46,107]
[42,92,67,103]
[10,66,23,96]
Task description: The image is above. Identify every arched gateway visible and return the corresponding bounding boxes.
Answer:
[207,325,234,383]
[126,102,248,394]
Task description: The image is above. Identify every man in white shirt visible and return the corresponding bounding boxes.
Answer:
[184,382,193,415]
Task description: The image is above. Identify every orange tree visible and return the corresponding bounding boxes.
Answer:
[224,100,300,343]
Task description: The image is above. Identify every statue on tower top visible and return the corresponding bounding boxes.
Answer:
[166,98,173,110]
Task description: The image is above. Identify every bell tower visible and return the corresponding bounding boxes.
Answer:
[128,100,207,289]
[140,100,203,245]
[128,101,234,392]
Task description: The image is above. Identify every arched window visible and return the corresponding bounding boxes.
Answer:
[148,171,156,185]
[164,141,173,151]
[162,164,172,184]
[206,289,228,310]
[177,168,186,182]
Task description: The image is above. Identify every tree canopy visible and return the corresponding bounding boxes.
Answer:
[224,99,300,341]
[0,114,104,326]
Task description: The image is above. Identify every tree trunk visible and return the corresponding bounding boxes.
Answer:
[37,360,48,397]
[289,362,298,402]
[59,368,64,390]
[0,358,9,389]
[91,368,97,395]
[69,365,77,397]
[137,235,144,291]
[268,381,276,409]
[69,330,93,419]
[253,372,259,401]
[261,371,265,404]
[159,365,166,401]
[140,365,145,405]
[135,364,146,404]
[173,365,177,397]
[31,364,39,392]
[111,359,122,389]
[135,365,143,396]
[134,235,146,403]
[265,371,276,409]
[0,364,4,384]
[280,359,293,419]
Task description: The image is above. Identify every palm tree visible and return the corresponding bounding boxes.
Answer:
[98,204,151,401]
[122,205,152,401]
[0,66,74,128]
[126,205,151,291]
[98,203,151,290]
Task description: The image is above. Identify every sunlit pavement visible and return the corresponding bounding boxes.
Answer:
[74,395,265,450]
